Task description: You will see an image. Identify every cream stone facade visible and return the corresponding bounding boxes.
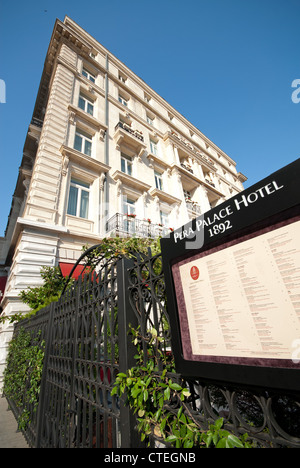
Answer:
[0,16,247,388]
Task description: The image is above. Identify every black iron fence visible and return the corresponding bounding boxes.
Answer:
[3,247,300,448]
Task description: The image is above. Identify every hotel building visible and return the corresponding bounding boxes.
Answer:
[0,16,247,387]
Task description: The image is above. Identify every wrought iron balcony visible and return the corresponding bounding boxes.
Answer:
[114,121,144,142]
[205,178,215,187]
[30,117,44,128]
[180,162,194,174]
[185,199,201,215]
[106,213,172,238]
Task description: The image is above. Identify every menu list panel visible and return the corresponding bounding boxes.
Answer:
[174,221,300,364]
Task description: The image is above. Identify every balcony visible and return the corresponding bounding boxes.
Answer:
[205,178,215,188]
[30,117,44,128]
[163,131,217,173]
[28,117,44,143]
[185,198,201,215]
[106,213,173,238]
[180,162,194,174]
[114,121,146,156]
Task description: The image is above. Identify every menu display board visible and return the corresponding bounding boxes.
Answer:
[172,219,300,367]
[160,159,300,391]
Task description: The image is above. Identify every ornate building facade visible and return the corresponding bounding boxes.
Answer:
[0,16,247,388]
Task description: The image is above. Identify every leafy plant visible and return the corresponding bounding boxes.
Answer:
[82,236,161,260]
[3,327,45,430]
[0,266,70,324]
[112,326,251,448]
[19,266,66,311]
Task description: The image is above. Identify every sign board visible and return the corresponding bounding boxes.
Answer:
[160,159,300,392]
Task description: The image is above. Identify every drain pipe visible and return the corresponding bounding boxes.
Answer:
[103,53,109,231]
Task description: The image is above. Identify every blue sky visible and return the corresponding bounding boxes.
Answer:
[0,0,299,236]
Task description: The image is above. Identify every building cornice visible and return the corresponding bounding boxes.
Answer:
[60,145,110,175]
[68,103,108,136]
[62,16,242,171]
[149,188,181,205]
[111,170,151,193]
[29,16,243,180]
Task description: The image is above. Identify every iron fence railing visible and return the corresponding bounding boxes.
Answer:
[3,247,300,448]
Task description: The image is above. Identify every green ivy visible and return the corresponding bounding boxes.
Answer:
[3,327,45,430]
[112,327,251,448]
[82,236,161,261]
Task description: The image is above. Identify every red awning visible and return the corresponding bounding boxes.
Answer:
[59,262,86,280]
[0,276,7,299]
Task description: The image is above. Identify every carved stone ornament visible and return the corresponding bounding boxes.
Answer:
[99,173,106,191]
[68,111,76,125]
[62,154,69,176]
[116,179,122,197]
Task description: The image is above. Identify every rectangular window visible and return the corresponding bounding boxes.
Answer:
[123,197,136,216]
[118,94,128,106]
[78,93,94,116]
[74,128,92,156]
[82,67,96,83]
[150,139,159,156]
[146,114,154,126]
[119,73,127,83]
[121,153,133,176]
[183,189,192,200]
[67,179,90,219]
[160,210,168,227]
[155,171,163,191]
[123,197,136,234]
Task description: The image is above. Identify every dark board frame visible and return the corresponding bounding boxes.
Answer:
[160,159,300,393]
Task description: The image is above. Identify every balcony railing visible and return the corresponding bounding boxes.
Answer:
[30,117,44,128]
[114,121,144,142]
[180,162,194,174]
[185,199,201,215]
[205,178,216,187]
[106,213,172,238]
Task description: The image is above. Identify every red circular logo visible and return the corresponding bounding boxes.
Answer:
[190,266,199,280]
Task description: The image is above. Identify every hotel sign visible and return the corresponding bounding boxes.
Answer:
[160,159,300,392]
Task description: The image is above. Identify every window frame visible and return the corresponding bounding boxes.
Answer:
[123,196,136,216]
[154,171,163,191]
[78,92,94,116]
[82,67,96,83]
[118,94,128,107]
[67,178,90,219]
[160,210,169,227]
[74,128,93,157]
[122,196,136,234]
[146,114,154,126]
[121,152,133,176]
[150,139,159,156]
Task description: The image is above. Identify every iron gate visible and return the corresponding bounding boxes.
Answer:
[34,251,144,448]
[4,246,300,448]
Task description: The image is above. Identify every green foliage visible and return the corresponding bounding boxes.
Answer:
[112,326,251,448]
[82,236,161,260]
[3,327,45,430]
[0,238,161,326]
[0,266,68,324]
[19,266,66,311]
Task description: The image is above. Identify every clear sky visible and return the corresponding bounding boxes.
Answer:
[0,0,299,236]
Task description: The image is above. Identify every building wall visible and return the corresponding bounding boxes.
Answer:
[0,16,247,389]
